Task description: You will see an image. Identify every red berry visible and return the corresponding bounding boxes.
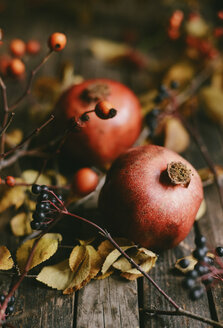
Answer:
[72,168,99,197]
[9,38,26,57]
[48,33,67,52]
[26,40,41,55]
[94,101,117,119]
[5,176,15,187]
[0,55,11,76]
[9,58,25,77]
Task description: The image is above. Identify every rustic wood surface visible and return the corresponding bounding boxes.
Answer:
[0,3,223,328]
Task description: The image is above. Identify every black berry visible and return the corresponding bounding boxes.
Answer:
[182,277,196,289]
[36,202,50,211]
[186,270,198,279]
[190,286,204,300]
[32,211,45,222]
[203,256,214,265]
[30,221,41,230]
[202,276,213,286]
[6,305,14,315]
[178,258,190,269]
[57,195,63,201]
[216,246,223,257]
[170,80,179,89]
[195,235,206,247]
[193,247,207,260]
[8,295,15,305]
[37,192,49,202]
[41,185,49,191]
[154,94,163,104]
[31,184,42,194]
[0,294,5,303]
[194,263,209,276]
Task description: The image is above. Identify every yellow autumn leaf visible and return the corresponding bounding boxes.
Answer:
[5,129,23,147]
[90,38,129,62]
[36,259,75,290]
[200,86,223,124]
[63,248,91,294]
[78,237,96,246]
[72,245,102,291]
[198,166,223,187]
[10,212,32,236]
[101,245,135,275]
[175,255,197,273]
[120,248,157,280]
[69,245,86,272]
[98,238,133,260]
[195,199,206,221]
[185,16,209,38]
[0,246,14,270]
[163,117,190,153]
[46,170,67,186]
[94,269,114,280]
[64,245,102,294]
[21,170,51,186]
[163,62,194,87]
[16,233,62,272]
[0,186,26,213]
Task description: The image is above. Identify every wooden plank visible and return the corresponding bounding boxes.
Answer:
[195,119,223,323]
[142,229,211,328]
[76,277,139,328]
[10,280,75,328]
[0,226,75,327]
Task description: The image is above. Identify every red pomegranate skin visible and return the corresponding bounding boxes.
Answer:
[54,79,142,166]
[98,145,203,250]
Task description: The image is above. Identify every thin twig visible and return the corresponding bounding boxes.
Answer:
[0,76,9,154]
[0,113,15,137]
[9,51,53,112]
[142,308,223,327]
[0,114,54,159]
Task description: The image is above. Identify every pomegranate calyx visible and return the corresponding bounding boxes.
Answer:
[167,161,191,187]
[81,83,110,103]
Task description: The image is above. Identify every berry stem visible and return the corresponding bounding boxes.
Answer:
[9,50,53,112]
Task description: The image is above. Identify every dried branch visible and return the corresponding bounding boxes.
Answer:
[9,51,53,112]
[142,308,223,327]
[0,113,15,137]
[0,114,54,159]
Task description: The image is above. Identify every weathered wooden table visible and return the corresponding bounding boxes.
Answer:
[0,3,223,327]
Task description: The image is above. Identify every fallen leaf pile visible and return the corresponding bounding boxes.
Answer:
[36,238,157,294]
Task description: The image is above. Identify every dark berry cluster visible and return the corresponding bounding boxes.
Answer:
[145,81,179,137]
[145,108,160,137]
[0,294,15,317]
[179,235,223,300]
[31,184,63,230]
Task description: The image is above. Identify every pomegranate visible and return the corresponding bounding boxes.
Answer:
[98,145,203,250]
[54,78,142,166]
